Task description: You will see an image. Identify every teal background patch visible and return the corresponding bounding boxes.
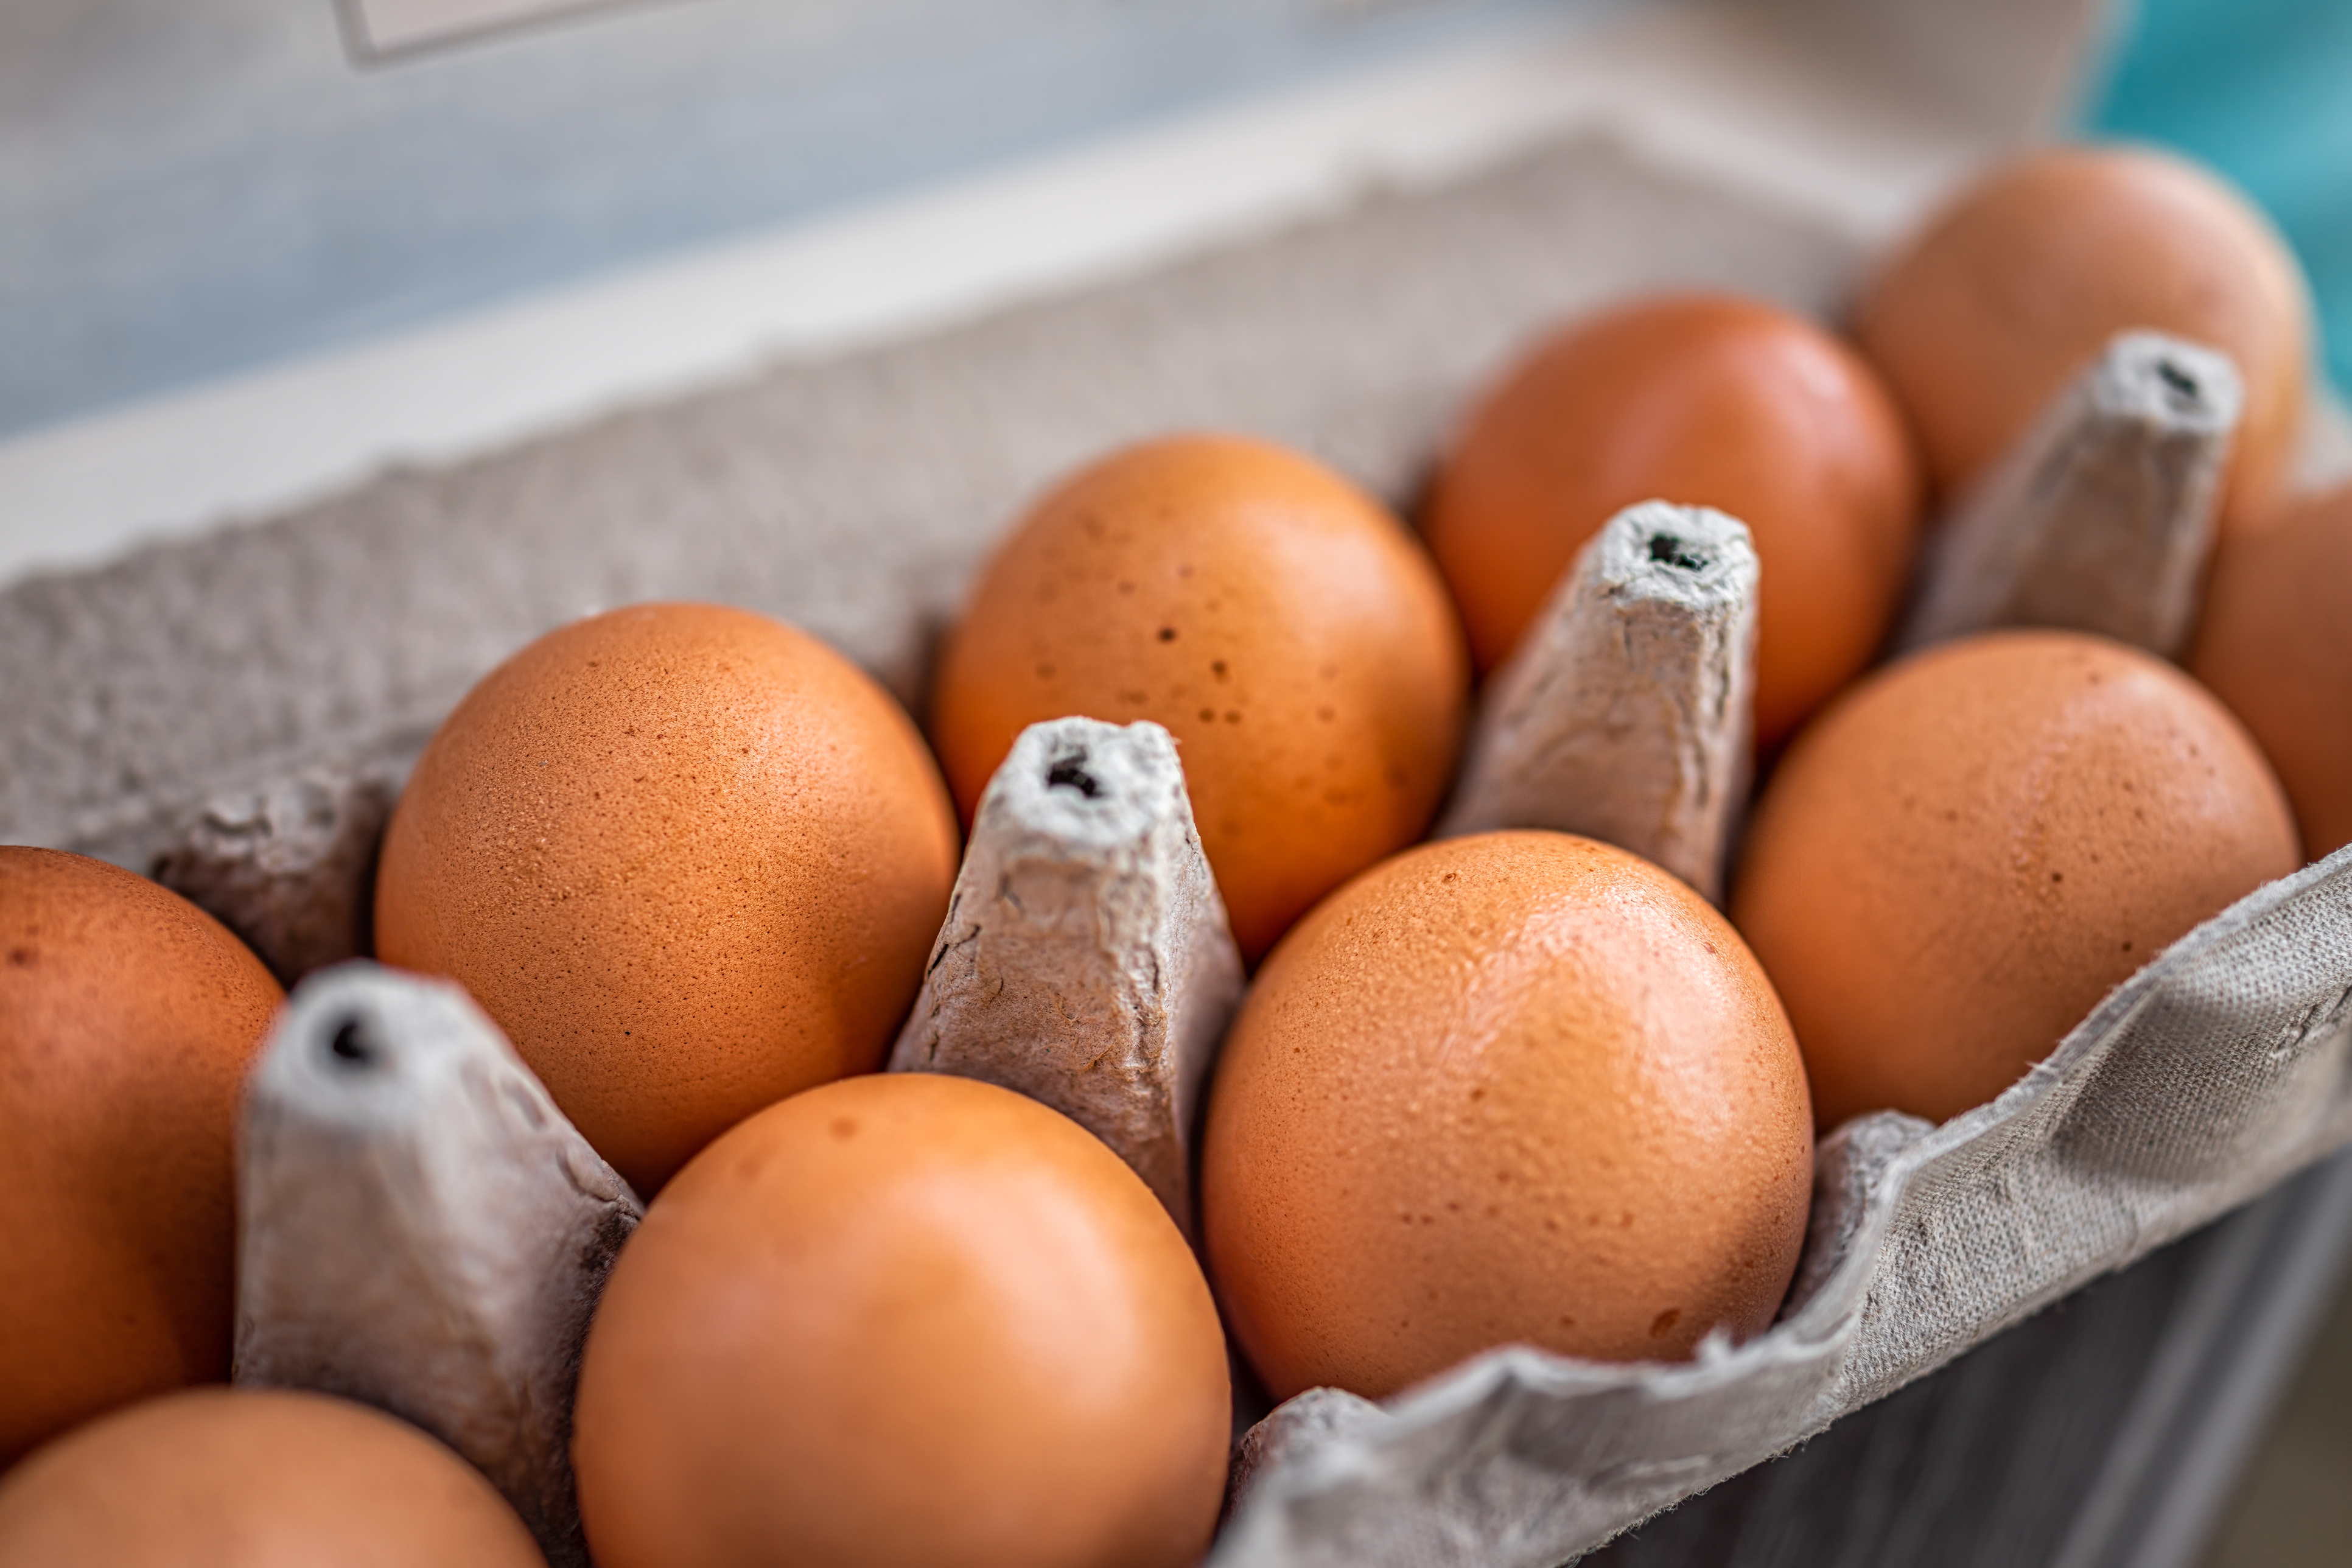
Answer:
[2088,0,2352,394]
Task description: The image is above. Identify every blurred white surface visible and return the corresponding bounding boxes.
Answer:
[341,0,625,55]
[2,0,1586,436]
[0,0,2050,591]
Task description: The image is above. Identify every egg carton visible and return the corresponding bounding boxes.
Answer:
[171,644,2352,1568]
[100,344,2352,1568]
[1214,842,2352,1566]
[11,0,2352,1562]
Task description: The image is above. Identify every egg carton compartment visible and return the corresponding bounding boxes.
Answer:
[10,1,2352,1563]
[1217,844,2352,1566]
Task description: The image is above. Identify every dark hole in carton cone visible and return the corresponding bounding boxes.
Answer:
[328,1015,382,1071]
[1647,533,1711,573]
[1046,753,1103,799]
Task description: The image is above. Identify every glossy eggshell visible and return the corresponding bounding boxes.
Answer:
[374,603,959,1194]
[0,849,282,1468]
[2191,483,2352,859]
[1733,631,2299,1130]
[1200,831,1813,1402]
[929,433,1469,961]
[1857,144,2311,535]
[1423,292,1922,746]
[571,1073,1231,1568]
[0,1388,545,1566]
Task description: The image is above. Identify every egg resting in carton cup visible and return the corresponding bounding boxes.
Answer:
[889,494,1794,1472]
[1213,841,2352,1567]
[1205,331,2342,1563]
[2194,480,2352,861]
[0,1387,550,1565]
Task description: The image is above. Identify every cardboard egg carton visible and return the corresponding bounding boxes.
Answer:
[1215,844,2352,1566]
[10,0,2352,1563]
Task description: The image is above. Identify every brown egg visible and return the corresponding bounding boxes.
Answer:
[1734,631,2298,1130]
[1423,292,1923,746]
[374,603,958,1193]
[1857,145,2311,534]
[0,849,282,1467]
[572,1073,1230,1568]
[2192,482,2352,859]
[0,1387,544,1565]
[930,433,1468,960]
[1201,831,1813,1401]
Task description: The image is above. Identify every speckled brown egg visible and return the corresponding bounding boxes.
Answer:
[1857,145,2312,534]
[0,1388,544,1565]
[2191,482,2352,860]
[1424,292,1923,746]
[572,1073,1230,1568]
[374,603,959,1194]
[1200,831,1813,1401]
[1734,631,2298,1130]
[0,848,282,1468]
[929,433,1469,961]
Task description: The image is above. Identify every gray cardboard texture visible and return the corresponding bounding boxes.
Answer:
[148,757,400,985]
[1440,502,1758,903]
[0,133,1854,868]
[236,966,642,1568]
[890,717,1243,1233]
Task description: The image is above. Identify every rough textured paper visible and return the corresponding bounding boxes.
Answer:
[0,135,1858,870]
[235,964,643,1568]
[1440,503,1758,903]
[891,718,1243,1233]
[1897,331,2241,657]
[1215,845,2352,1567]
[149,757,398,985]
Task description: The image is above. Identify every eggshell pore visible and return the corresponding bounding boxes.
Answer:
[0,848,283,1467]
[1857,144,2311,535]
[1424,292,1923,745]
[1733,631,2299,1130]
[572,1073,1230,1568]
[0,1388,544,1566]
[1201,831,1813,1402]
[373,603,959,1192]
[2191,482,2352,859]
[929,433,1469,960]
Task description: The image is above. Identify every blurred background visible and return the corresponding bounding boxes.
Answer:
[1,0,1603,439]
[4,0,2339,445]
[2087,0,2351,399]
[1,2,2348,1562]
